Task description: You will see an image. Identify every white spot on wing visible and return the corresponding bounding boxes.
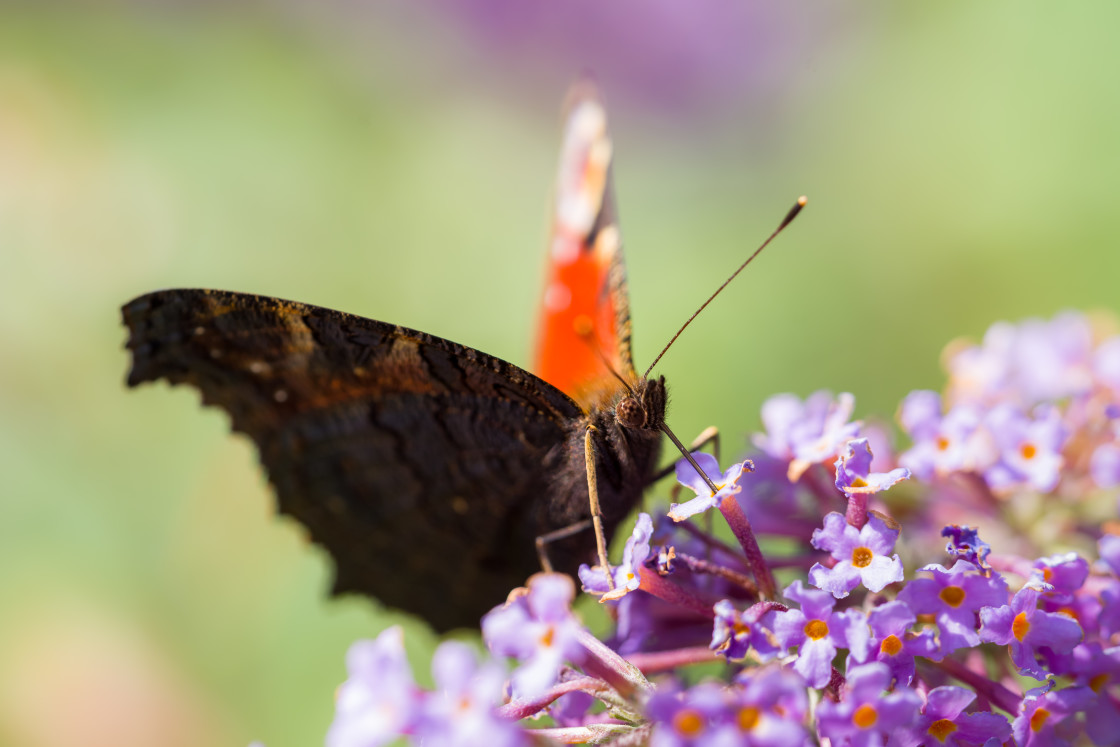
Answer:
[544,282,572,312]
[551,236,580,266]
[273,389,288,403]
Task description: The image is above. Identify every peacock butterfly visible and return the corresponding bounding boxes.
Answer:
[122,84,664,632]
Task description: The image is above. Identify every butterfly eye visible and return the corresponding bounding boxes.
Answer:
[615,396,646,429]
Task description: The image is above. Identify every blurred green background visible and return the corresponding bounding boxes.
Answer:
[2,2,1119,745]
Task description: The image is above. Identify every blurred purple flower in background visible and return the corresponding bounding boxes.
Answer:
[427,0,837,114]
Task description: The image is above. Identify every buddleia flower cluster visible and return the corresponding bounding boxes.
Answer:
[322,311,1120,747]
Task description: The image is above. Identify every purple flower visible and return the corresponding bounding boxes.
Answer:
[1101,537,1120,641]
[648,669,810,747]
[1036,572,1102,646]
[1102,579,1120,642]
[327,626,421,747]
[579,512,653,601]
[941,525,992,574]
[772,580,870,688]
[668,453,751,521]
[946,312,1094,406]
[416,642,524,747]
[897,392,988,481]
[808,512,904,597]
[945,321,1016,405]
[710,599,780,662]
[1095,336,1120,395]
[815,663,921,747]
[889,685,1011,747]
[1012,682,1095,747]
[834,438,911,499]
[848,600,938,686]
[1091,440,1120,489]
[732,665,811,746]
[1071,643,1120,747]
[979,586,1083,679]
[482,573,584,697]
[1031,552,1089,602]
[1009,312,1095,403]
[982,403,1068,493]
[646,682,737,747]
[752,391,862,481]
[897,561,1008,654]
[1101,534,1120,577]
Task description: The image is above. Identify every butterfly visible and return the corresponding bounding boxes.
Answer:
[122,84,667,632]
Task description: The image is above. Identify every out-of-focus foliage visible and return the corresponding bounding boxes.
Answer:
[2,3,1118,745]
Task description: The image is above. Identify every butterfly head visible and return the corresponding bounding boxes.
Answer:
[614,376,666,431]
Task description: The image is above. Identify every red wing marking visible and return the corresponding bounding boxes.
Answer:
[533,83,634,407]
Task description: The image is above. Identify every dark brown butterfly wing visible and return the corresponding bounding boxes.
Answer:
[122,289,590,631]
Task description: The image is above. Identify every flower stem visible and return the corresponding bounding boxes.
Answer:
[845,491,869,528]
[626,646,720,674]
[497,676,608,721]
[673,551,757,595]
[577,628,654,701]
[718,494,777,600]
[932,656,1021,714]
[637,570,718,618]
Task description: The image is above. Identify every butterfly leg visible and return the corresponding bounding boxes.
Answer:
[584,425,615,590]
[534,519,593,574]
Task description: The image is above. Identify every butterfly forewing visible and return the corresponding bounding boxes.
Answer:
[124,289,596,631]
[122,85,669,633]
[533,83,635,406]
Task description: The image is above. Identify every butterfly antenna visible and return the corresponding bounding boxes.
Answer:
[642,196,807,379]
[592,342,636,395]
[660,422,721,494]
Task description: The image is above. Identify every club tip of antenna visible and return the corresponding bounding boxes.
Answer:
[779,195,808,230]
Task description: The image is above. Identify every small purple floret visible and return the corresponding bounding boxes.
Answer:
[772,580,870,688]
[808,512,904,597]
[941,525,992,574]
[897,561,1008,654]
[979,586,1083,679]
[834,438,911,498]
[668,452,750,522]
[579,512,654,600]
[890,685,1011,747]
[482,573,585,698]
[815,663,921,747]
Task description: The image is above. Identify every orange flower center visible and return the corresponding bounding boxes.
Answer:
[852,704,878,729]
[673,708,705,736]
[939,585,965,607]
[1090,673,1109,693]
[733,621,751,636]
[1020,443,1038,460]
[539,625,555,648]
[936,436,951,451]
[1030,707,1050,732]
[927,718,958,742]
[1012,611,1031,642]
[880,634,903,656]
[850,476,869,488]
[851,546,874,568]
[804,619,829,640]
[738,706,760,731]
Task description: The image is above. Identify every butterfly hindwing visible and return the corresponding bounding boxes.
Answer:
[533,83,635,407]
[123,288,592,631]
